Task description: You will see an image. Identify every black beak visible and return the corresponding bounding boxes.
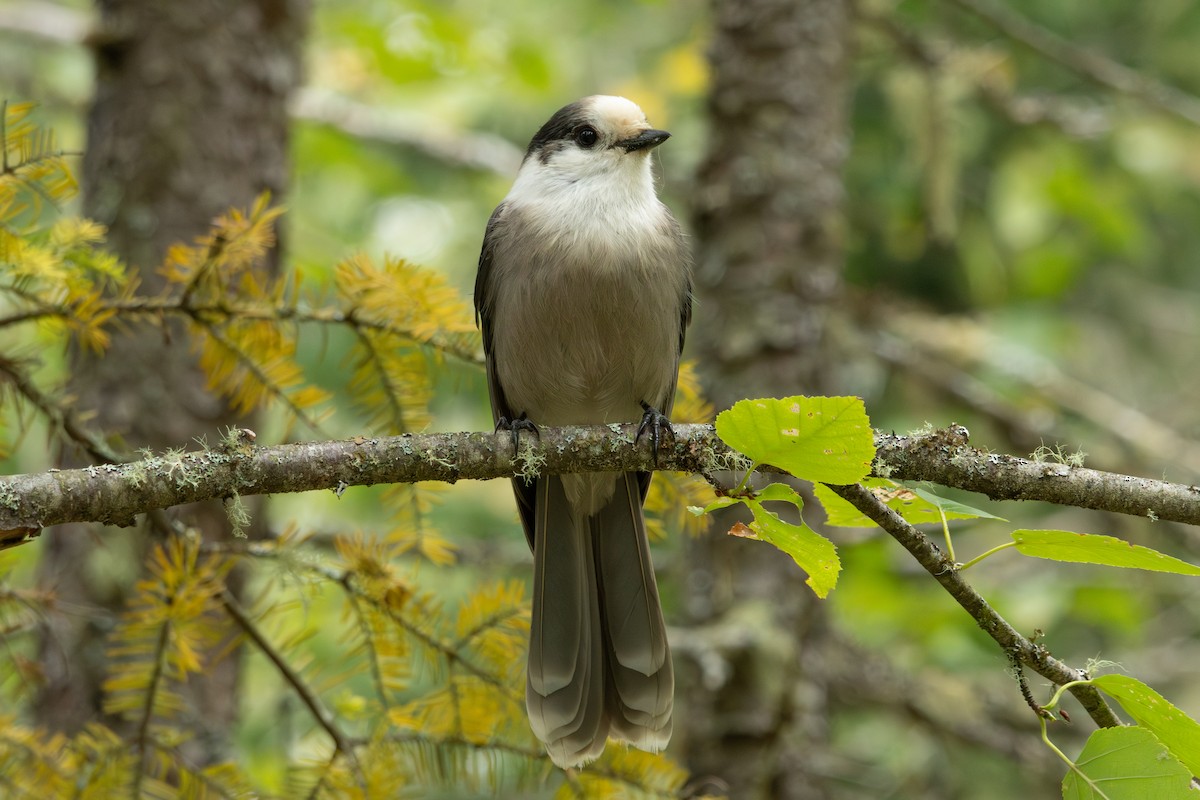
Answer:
[619,128,671,152]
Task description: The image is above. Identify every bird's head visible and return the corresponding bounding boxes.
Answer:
[518,95,670,188]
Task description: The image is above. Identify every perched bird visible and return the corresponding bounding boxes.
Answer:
[474,95,692,768]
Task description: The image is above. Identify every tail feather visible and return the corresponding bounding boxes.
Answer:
[525,472,674,767]
[594,472,673,751]
[526,476,607,767]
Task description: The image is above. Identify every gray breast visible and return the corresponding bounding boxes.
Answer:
[488,206,685,427]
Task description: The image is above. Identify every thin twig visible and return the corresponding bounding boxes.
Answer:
[220,589,365,789]
[0,356,126,464]
[291,88,522,177]
[824,482,1123,730]
[882,309,1200,475]
[131,623,171,799]
[0,2,89,44]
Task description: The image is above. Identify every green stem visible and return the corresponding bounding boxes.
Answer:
[958,541,1018,570]
[939,507,955,562]
[1041,715,1110,799]
[730,462,761,496]
[1043,679,1091,711]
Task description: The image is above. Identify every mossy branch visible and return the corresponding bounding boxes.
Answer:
[2,424,1198,543]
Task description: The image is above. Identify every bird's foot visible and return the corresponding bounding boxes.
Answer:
[496,413,539,454]
[637,402,674,465]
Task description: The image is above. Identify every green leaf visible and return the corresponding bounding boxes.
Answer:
[743,498,840,598]
[690,478,840,597]
[1062,726,1194,800]
[715,396,875,484]
[814,478,1004,528]
[689,496,740,516]
[690,482,804,517]
[905,485,1007,521]
[755,482,805,506]
[1013,530,1200,576]
[1090,674,1200,775]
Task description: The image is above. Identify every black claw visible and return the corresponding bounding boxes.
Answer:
[637,402,674,465]
[496,413,539,454]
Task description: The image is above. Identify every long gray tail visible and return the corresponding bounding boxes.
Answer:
[593,472,673,749]
[525,473,673,768]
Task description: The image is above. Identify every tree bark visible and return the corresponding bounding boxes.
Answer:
[684,0,851,796]
[692,0,849,411]
[35,0,309,766]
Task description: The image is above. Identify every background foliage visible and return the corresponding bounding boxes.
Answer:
[2,0,1200,797]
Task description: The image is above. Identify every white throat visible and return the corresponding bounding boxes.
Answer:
[504,153,662,257]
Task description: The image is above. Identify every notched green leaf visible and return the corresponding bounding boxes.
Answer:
[690,482,839,598]
[754,482,805,507]
[744,498,840,599]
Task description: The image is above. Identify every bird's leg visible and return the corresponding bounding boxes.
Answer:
[496,413,540,455]
[637,401,674,466]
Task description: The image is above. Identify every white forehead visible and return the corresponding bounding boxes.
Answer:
[586,95,649,129]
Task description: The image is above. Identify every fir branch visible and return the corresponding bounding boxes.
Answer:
[220,589,364,788]
[823,481,1123,730]
[201,539,519,700]
[131,623,170,799]
[375,731,685,798]
[349,327,425,434]
[0,355,125,464]
[373,730,543,761]
[195,320,329,436]
[2,424,1198,538]
[0,297,484,365]
[333,568,523,702]
[345,591,393,711]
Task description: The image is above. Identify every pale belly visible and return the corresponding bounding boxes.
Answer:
[492,263,678,427]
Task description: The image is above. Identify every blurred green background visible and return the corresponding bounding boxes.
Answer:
[2,0,1200,797]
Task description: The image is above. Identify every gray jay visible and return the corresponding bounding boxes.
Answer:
[474,95,692,768]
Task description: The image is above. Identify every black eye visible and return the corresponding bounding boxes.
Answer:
[575,126,598,148]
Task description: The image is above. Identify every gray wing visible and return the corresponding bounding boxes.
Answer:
[638,213,693,501]
[475,202,510,420]
[475,202,538,548]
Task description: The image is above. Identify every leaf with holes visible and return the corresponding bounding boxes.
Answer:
[715,396,875,484]
[1089,674,1200,775]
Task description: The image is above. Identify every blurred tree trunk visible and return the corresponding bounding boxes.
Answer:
[35,0,309,765]
[683,0,850,796]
